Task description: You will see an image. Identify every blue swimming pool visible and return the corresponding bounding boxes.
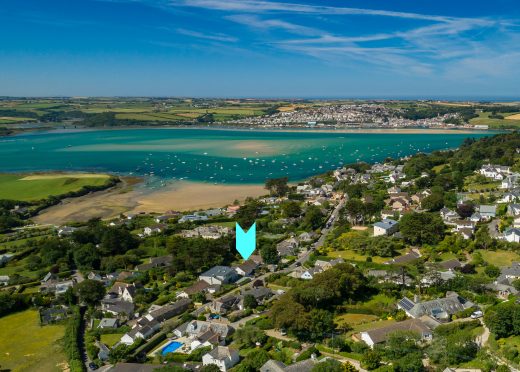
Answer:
[161,341,183,356]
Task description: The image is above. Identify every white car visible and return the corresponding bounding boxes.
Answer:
[470,310,483,319]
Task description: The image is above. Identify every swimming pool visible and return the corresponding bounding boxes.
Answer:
[161,341,183,356]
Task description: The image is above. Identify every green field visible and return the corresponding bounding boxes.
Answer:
[476,249,520,267]
[328,249,389,264]
[470,111,520,128]
[0,310,67,372]
[0,173,112,201]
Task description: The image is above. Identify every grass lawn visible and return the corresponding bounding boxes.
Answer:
[100,333,124,347]
[0,173,111,201]
[335,313,378,326]
[209,221,235,228]
[328,249,388,264]
[0,256,42,279]
[0,310,67,372]
[476,249,520,267]
[350,318,397,333]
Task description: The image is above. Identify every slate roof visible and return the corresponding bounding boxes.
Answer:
[363,318,431,344]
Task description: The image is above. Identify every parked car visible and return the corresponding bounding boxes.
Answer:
[471,310,483,319]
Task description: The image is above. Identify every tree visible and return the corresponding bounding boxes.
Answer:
[234,325,267,347]
[484,265,500,278]
[236,349,270,371]
[361,350,381,370]
[399,212,445,245]
[265,177,289,197]
[282,201,302,217]
[303,206,324,230]
[421,193,444,211]
[73,243,100,270]
[243,294,258,310]
[260,240,279,264]
[311,359,345,372]
[75,279,105,306]
[200,365,221,372]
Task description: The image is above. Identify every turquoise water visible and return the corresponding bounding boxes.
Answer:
[0,128,492,184]
[161,341,183,355]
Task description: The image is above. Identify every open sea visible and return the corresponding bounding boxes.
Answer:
[0,128,494,185]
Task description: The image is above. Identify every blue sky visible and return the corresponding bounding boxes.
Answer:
[1,0,519,98]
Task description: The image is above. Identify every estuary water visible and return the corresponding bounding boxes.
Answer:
[0,128,493,185]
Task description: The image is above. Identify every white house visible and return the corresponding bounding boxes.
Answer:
[508,204,520,216]
[0,275,10,286]
[373,219,398,237]
[478,205,496,220]
[202,346,240,372]
[504,228,520,243]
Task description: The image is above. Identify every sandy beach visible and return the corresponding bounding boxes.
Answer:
[33,179,267,225]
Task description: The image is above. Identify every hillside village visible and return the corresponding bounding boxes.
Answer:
[3,133,520,371]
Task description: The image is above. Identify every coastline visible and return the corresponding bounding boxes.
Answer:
[4,124,501,138]
[32,179,267,225]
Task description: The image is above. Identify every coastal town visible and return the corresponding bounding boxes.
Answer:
[2,133,520,371]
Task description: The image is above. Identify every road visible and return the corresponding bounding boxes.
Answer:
[488,218,500,239]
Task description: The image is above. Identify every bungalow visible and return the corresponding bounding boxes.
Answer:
[120,317,160,345]
[211,295,241,314]
[57,226,77,236]
[384,249,421,265]
[143,223,168,236]
[440,208,459,222]
[298,231,317,243]
[202,346,240,372]
[469,212,482,223]
[361,318,433,348]
[478,205,496,220]
[439,259,462,271]
[145,298,191,322]
[240,287,273,308]
[96,341,111,362]
[135,255,173,271]
[457,228,474,240]
[373,218,398,237]
[276,237,299,256]
[490,263,520,299]
[177,280,211,299]
[314,258,344,271]
[397,292,473,320]
[178,214,208,223]
[504,228,520,243]
[235,260,258,277]
[199,266,238,285]
[389,197,411,211]
[98,318,119,329]
[260,359,317,372]
[453,220,476,232]
[300,267,323,280]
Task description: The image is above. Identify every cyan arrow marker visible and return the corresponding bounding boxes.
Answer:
[236,222,256,260]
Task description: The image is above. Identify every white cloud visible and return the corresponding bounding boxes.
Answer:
[176,28,238,42]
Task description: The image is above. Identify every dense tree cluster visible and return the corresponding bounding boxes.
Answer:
[270,264,366,341]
